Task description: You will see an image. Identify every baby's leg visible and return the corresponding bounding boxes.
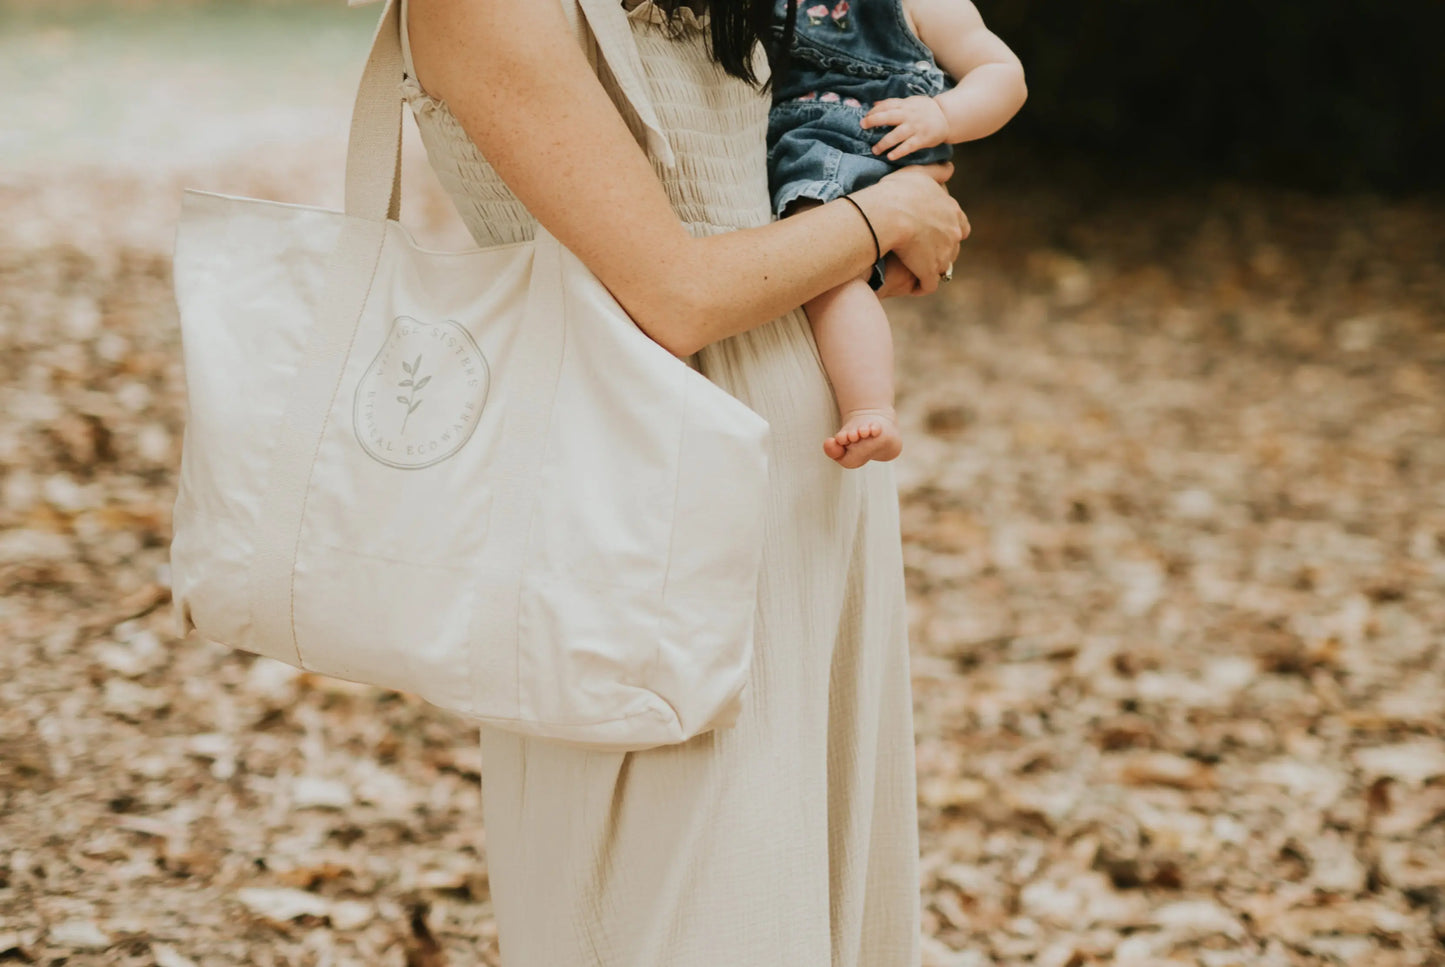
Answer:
[785,197,902,468]
[806,274,903,467]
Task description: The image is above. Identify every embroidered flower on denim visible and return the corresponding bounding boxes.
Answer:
[803,0,848,29]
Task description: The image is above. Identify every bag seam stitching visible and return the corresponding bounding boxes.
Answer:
[287,221,389,668]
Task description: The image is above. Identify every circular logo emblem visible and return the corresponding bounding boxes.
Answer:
[353,315,490,469]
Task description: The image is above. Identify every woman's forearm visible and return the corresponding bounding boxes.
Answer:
[652,190,903,357]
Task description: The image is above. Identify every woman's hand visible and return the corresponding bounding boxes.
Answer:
[850,162,969,297]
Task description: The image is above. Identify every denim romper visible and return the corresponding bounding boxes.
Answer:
[767,0,954,290]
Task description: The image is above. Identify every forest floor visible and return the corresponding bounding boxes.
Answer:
[2,7,1444,963]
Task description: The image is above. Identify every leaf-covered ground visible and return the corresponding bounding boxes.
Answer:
[1,17,1442,961]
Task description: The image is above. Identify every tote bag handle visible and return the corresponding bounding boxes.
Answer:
[344,0,405,222]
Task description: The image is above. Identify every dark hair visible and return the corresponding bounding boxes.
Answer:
[651,0,800,93]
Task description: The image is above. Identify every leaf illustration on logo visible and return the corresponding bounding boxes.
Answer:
[354,315,492,469]
[397,354,429,435]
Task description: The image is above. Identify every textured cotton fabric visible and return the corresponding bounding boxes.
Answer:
[396,1,922,963]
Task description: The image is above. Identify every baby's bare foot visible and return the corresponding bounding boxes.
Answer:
[822,407,902,468]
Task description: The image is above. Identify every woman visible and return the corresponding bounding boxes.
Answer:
[397,0,968,963]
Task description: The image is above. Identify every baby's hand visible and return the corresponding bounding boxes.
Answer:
[860,96,950,161]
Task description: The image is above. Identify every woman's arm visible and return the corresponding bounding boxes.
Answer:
[407,0,967,357]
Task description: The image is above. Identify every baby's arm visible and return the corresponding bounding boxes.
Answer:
[861,0,1026,161]
[913,0,1027,141]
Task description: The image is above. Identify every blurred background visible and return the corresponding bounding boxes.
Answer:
[1,1,1441,965]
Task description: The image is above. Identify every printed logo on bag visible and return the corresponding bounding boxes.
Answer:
[353,315,491,469]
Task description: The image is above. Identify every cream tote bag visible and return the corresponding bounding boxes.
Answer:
[169,0,771,752]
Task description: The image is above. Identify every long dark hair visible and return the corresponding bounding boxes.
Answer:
[650,0,800,92]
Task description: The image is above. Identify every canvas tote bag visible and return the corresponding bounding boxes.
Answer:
[168,0,772,752]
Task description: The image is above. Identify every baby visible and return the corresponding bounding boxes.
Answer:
[766,0,1026,467]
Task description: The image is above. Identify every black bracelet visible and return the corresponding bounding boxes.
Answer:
[840,194,881,263]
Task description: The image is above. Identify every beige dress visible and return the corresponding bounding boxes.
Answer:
[396,1,921,963]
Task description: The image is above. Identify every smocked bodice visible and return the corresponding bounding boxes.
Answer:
[399,0,774,246]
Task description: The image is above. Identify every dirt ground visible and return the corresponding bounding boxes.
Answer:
[1,29,1443,964]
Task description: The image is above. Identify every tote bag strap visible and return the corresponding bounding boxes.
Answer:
[247,0,403,665]
[344,0,405,221]
[342,0,676,221]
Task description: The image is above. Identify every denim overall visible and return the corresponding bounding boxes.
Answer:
[767,0,955,290]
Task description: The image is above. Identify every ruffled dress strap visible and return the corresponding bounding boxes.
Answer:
[574,0,677,167]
